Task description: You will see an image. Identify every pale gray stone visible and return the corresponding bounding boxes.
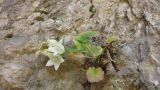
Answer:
[0,0,160,90]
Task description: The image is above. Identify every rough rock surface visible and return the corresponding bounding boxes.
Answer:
[0,0,160,90]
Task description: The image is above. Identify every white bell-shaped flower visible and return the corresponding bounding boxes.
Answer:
[47,39,65,55]
[46,55,64,70]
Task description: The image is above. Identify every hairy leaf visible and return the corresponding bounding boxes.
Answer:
[85,44,103,57]
[75,31,98,42]
[106,37,116,44]
[86,67,104,83]
[73,39,84,51]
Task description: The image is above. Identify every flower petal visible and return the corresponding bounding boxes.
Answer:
[52,55,64,70]
[47,39,57,47]
[59,38,64,44]
[53,55,64,64]
[54,64,60,70]
[46,60,54,66]
[47,39,65,55]
[53,52,58,56]
[48,47,56,53]
[54,43,65,54]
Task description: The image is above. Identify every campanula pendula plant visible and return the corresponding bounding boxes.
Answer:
[36,31,118,83]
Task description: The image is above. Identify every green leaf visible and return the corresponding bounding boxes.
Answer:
[85,44,103,57]
[73,31,101,56]
[75,31,98,42]
[86,67,104,83]
[64,46,80,53]
[73,39,84,51]
[89,45,103,57]
[106,37,116,44]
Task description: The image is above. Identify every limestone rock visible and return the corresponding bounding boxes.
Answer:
[0,0,160,90]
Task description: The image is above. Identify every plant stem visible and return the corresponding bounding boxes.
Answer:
[106,49,119,72]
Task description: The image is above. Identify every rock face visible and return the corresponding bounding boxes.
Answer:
[0,0,160,90]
